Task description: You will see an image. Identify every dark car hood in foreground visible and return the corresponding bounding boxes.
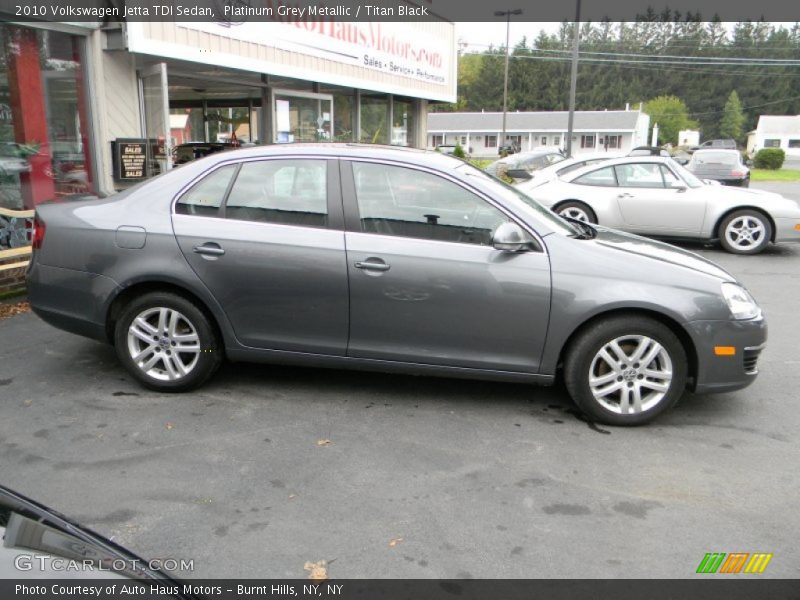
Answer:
[0,485,195,594]
[589,226,734,281]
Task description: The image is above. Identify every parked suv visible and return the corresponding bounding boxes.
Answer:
[694,139,737,150]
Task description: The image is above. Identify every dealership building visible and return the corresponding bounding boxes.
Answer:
[0,16,456,210]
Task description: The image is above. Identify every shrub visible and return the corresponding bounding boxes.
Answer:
[754,148,785,170]
[453,144,466,159]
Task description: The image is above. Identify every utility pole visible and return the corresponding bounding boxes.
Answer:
[565,0,581,157]
[495,8,522,153]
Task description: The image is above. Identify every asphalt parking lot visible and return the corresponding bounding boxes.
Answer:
[1,184,799,579]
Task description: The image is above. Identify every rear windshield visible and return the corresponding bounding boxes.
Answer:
[692,152,739,165]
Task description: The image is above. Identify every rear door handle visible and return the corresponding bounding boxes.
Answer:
[354,259,391,272]
[193,243,225,257]
[617,192,633,198]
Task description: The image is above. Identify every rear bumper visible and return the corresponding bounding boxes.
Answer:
[26,262,119,343]
[686,315,767,394]
[773,217,800,243]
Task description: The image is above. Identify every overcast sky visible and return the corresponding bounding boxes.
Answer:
[455,22,562,52]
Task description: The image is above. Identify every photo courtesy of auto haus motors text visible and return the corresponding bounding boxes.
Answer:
[13,584,345,597]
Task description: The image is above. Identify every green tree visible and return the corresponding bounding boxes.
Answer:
[719,90,745,142]
[643,95,697,145]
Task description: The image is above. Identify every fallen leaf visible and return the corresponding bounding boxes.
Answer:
[165,422,174,430]
[0,301,30,320]
[22,399,32,407]
[316,439,331,446]
[389,537,404,547]
[288,494,297,499]
[304,560,328,581]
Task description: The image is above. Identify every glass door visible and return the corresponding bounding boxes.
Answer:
[273,90,333,144]
[139,63,171,176]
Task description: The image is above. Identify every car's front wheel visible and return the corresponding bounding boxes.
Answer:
[719,209,771,254]
[555,201,597,224]
[563,315,688,426]
[114,292,223,392]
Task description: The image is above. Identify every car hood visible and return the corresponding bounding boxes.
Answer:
[589,225,734,281]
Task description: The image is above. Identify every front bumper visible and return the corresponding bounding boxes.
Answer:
[686,315,767,394]
[773,216,800,243]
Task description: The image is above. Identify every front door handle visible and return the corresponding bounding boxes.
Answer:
[355,259,391,272]
[617,192,633,198]
[193,242,225,257]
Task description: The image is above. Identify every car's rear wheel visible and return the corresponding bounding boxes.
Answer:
[114,292,223,392]
[719,209,771,254]
[563,316,688,426]
[555,201,597,224]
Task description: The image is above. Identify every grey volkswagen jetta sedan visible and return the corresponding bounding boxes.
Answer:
[27,145,766,425]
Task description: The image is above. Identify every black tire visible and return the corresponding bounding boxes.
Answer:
[563,315,688,426]
[718,209,771,255]
[114,291,223,392]
[554,200,598,224]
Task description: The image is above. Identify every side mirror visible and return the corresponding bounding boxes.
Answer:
[492,222,531,252]
[669,181,687,192]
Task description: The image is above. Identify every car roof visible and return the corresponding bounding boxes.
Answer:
[692,148,740,155]
[195,142,463,170]
[559,155,675,181]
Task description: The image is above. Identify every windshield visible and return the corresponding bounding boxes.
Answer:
[455,162,579,237]
[691,151,739,166]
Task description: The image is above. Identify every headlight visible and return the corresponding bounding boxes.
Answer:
[721,282,761,320]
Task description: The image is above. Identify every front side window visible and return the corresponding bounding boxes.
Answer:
[614,163,665,188]
[225,160,327,228]
[175,164,237,216]
[351,162,508,246]
[573,166,617,187]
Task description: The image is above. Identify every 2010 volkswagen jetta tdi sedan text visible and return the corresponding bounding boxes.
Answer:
[27,145,767,425]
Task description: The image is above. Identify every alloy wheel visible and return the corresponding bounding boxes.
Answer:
[724,215,766,251]
[559,206,590,222]
[126,307,201,381]
[588,335,673,415]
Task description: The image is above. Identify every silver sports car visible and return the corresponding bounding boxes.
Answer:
[528,156,800,254]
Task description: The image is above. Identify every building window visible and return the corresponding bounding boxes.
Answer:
[788,140,800,149]
[391,97,415,147]
[541,136,547,146]
[0,25,96,210]
[432,134,444,147]
[460,136,467,146]
[764,139,781,148]
[359,93,389,144]
[553,136,561,146]
[486,135,497,148]
[581,135,596,149]
[607,135,622,149]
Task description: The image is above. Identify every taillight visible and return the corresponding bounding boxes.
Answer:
[731,170,746,177]
[32,215,46,250]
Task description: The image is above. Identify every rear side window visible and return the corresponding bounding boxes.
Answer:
[175,165,237,216]
[573,166,617,187]
[224,160,328,228]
